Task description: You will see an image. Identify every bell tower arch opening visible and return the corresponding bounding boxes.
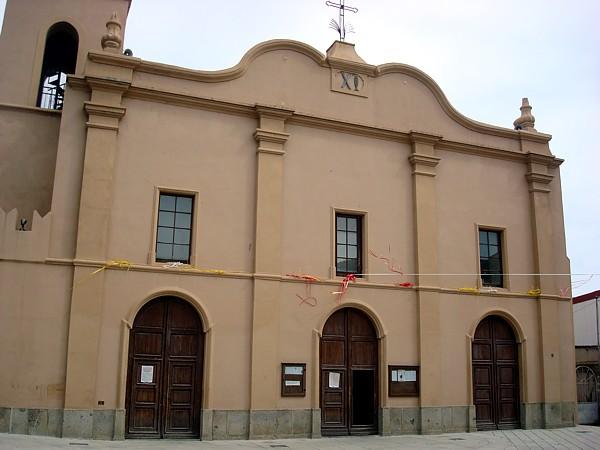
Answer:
[36,22,78,110]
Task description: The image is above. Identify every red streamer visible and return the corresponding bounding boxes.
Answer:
[332,274,357,302]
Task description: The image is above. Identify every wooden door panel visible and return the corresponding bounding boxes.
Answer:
[496,344,516,361]
[350,341,377,366]
[322,340,345,366]
[321,308,377,436]
[323,309,345,335]
[133,332,163,356]
[472,316,520,430]
[126,297,203,439]
[127,359,162,436]
[168,333,198,357]
[472,343,492,361]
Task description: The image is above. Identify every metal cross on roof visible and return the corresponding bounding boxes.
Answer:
[326,0,358,42]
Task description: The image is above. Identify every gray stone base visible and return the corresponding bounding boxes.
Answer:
[521,402,575,429]
[248,409,312,440]
[0,403,577,440]
[0,408,63,437]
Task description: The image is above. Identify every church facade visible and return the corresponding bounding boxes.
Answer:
[0,0,577,441]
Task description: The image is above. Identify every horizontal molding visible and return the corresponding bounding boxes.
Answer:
[256,147,285,155]
[289,112,411,143]
[86,122,119,131]
[408,154,441,167]
[84,102,126,119]
[0,102,62,116]
[120,85,552,165]
[126,85,255,118]
[254,128,290,145]
[0,257,569,302]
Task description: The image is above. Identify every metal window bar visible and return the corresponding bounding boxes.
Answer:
[576,365,598,403]
[39,71,67,110]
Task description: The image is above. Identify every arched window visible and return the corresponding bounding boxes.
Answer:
[37,22,78,110]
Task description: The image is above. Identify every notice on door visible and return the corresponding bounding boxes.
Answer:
[329,372,340,388]
[140,365,154,384]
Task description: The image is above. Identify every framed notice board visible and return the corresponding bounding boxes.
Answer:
[388,365,419,397]
[281,363,306,397]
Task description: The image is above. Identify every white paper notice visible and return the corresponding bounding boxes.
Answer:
[285,380,301,386]
[404,370,417,382]
[391,370,398,382]
[140,365,154,384]
[329,372,340,388]
[284,366,304,376]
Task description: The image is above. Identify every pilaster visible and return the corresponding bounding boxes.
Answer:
[525,153,562,426]
[409,131,443,432]
[63,75,129,422]
[249,105,293,437]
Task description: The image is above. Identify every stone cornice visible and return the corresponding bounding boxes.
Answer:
[0,102,62,116]
[120,85,556,165]
[126,85,254,117]
[438,139,526,163]
[132,40,327,83]
[526,152,564,168]
[255,104,294,120]
[67,75,88,91]
[409,131,443,145]
[326,57,377,76]
[408,154,441,167]
[289,113,410,143]
[254,129,290,145]
[376,63,553,144]
[88,51,141,69]
[85,76,131,93]
[84,102,126,119]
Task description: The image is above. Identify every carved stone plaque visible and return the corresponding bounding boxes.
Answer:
[331,69,369,98]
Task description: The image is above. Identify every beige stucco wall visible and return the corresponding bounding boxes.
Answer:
[112,101,257,272]
[0,260,72,408]
[436,150,535,292]
[0,105,60,221]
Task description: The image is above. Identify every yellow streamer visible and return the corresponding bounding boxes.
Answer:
[458,287,479,293]
[74,259,132,287]
[163,262,225,275]
[527,288,542,296]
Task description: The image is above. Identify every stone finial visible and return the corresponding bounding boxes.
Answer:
[513,97,536,131]
[101,12,123,53]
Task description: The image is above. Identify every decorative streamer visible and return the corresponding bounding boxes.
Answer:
[163,262,225,275]
[458,287,479,294]
[332,274,357,302]
[396,282,414,288]
[73,259,132,287]
[287,273,320,307]
[368,249,403,274]
[527,289,542,296]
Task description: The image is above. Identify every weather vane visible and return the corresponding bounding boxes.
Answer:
[326,0,358,42]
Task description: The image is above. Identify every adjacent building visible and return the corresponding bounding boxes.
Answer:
[0,0,577,440]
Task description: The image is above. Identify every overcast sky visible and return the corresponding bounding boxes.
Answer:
[1,0,598,295]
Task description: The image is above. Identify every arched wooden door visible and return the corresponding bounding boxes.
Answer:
[472,315,520,430]
[125,297,204,438]
[320,308,378,435]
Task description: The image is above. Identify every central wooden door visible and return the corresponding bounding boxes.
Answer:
[125,297,204,438]
[472,315,520,430]
[320,308,378,436]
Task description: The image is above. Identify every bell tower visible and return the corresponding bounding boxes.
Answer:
[0,0,131,107]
